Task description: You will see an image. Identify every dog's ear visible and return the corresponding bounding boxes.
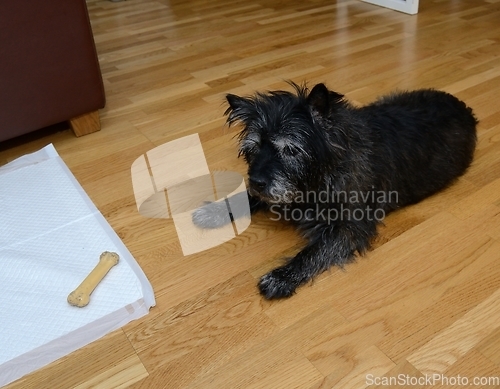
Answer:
[307,84,330,115]
[225,94,255,125]
[307,83,343,115]
[226,94,248,111]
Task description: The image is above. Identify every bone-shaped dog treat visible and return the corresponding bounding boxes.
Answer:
[67,251,119,307]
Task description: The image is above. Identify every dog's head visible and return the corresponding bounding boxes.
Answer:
[225,82,346,203]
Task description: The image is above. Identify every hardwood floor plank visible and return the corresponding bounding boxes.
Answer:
[4,331,141,389]
[476,326,500,366]
[377,239,500,361]
[407,287,500,375]
[309,345,395,389]
[72,354,148,389]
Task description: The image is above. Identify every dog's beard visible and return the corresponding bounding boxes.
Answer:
[249,180,300,204]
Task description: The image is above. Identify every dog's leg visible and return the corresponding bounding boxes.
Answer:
[259,220,377,299]
[192,190,266,229]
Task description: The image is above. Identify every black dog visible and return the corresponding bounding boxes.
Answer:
[197,82,477,299]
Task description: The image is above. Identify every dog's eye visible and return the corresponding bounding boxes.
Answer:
[248,140,261,152]
[240,138,261,157]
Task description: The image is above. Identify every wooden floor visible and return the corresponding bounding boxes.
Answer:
[2,0,500,387]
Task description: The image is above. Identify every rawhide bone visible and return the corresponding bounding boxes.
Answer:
[67,251,119,307]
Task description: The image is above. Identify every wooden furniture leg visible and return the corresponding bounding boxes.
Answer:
[69,110,101,137]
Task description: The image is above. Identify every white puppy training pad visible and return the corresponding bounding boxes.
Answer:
[0,145,155,387]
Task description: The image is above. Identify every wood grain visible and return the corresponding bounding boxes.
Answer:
[2,0,500,388]
[407,287,500,375]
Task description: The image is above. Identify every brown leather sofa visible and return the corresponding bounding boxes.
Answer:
[0,0,106,143]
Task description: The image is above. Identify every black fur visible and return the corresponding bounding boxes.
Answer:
[208,82,477,299]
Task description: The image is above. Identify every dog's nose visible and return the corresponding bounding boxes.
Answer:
[249,178,267,192]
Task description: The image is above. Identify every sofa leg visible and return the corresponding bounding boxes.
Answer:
[69,110,101,137]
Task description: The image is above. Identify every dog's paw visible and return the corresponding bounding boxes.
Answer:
[258,268,298,299]
[192,201,232,229]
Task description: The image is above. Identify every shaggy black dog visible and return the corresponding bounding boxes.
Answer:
[197,82,477,299]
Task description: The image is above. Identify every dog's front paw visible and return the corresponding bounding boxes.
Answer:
[192,201,232,229]
[258,268,298,299]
